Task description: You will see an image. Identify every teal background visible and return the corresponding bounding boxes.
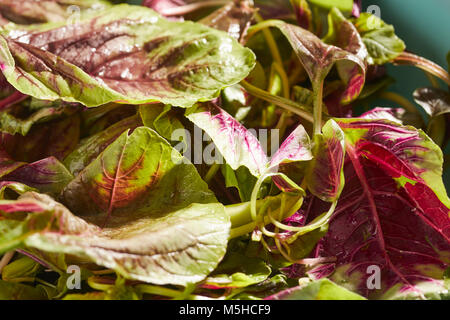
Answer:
[361,0,450,189]
[362,0,450,101]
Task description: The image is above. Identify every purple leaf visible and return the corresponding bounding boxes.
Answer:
[199,0,256,43]
[271,19,366,104]
[2,156,73,196]
[0,4,255,107]
[306,120,345,202]
[413,87,450,118]
[308,119,450,299]
[1,114,80,163]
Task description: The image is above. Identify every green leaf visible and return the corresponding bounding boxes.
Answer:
[228,274,289,300]
[353,12,406,65]
[221,165,257,202]
[0,4,256,107]
[308,0,354,12]
[63,115,142,176]
[1,256,41,282]
[203,252,271,289]
[0,191,230,286]
[61,126,217,227]
[0,279,48,300]
[266,278,366,300]
[140,104,186,142]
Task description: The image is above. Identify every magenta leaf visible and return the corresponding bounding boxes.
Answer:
[2,156,73,196]
[266,18,366,104]
[186,103,268,177]
[306,119,345,202]
[309,119,450,299]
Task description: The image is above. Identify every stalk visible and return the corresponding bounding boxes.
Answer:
[312,80,324,136]
[253,14,284,68]
[226,192,304,239]
[379,91,419,114]
[393,52,450,86]
[241,80,315,123]
[0,251,14,274]
[204,163,221,184]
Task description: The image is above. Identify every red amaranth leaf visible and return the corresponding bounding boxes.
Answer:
[308,119,450,299]
[61,126,217,228]
[306,120,345,202]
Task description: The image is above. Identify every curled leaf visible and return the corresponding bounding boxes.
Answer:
[306,119,345,202]
[413,87,450,118]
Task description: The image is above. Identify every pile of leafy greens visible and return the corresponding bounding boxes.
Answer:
[0,0,449,300]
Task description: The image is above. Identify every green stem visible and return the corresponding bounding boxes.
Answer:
[241,80,315,123]
[424,71,440,88]
[393,52,450,86]
[253,14,284,68]
[136,284,186,298]
[229,222,257,239]
[312,80,324,136]
[379,91,419,114]
[0,251,14,274]
[204,163,220,184]
[226,191,304,239]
